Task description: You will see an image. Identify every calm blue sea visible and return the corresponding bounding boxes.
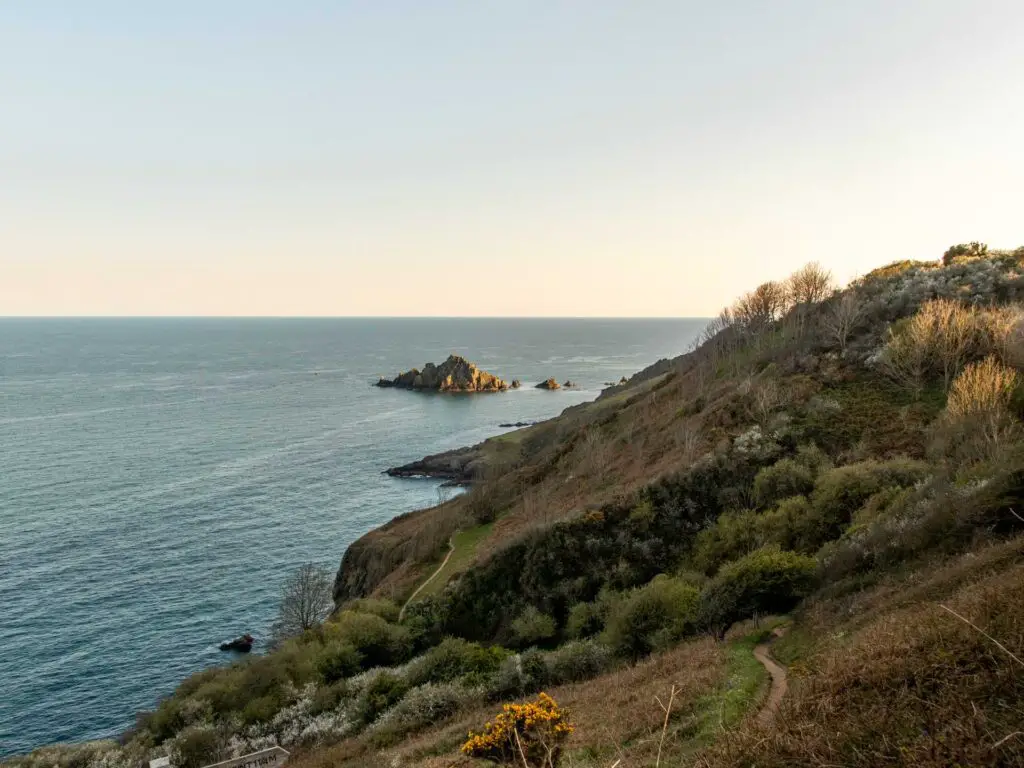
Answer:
[0,318,704,756]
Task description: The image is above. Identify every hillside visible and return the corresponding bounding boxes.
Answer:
[9,244,1024,768]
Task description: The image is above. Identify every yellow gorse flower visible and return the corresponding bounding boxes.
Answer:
[461,693,575,764]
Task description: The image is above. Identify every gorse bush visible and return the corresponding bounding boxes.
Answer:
[602,575,699,659]
[697,547,817,637]
[462,693,574,768]
[753,458,815,507]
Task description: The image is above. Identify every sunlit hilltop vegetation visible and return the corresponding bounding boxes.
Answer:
[9,242,1024,768]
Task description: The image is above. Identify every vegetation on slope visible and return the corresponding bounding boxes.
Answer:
[8,242,1024,768]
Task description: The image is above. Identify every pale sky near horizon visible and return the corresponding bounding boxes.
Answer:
[2,1,1023,317]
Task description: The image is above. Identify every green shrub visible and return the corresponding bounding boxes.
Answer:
[369,682,473,745]
[545,640,614,684]
[510,606,557,648]
[167,725,224,768]
[309,680,350,715]
[809,459,929,544]
[602,575,700,659]
[316,641,363,684]
[342,598,401,623]
[354,671,409,726]
[691,509,761,574]
[566,601,605,639]
[697,547,817,637]
[794,443,833,475]
[488,649,551,700]
[239,695,279,726]
[405,637,509,687]
[326,610,412,669]
[753,458,815,508]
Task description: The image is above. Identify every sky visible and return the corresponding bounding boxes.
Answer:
[2,1,1023,317]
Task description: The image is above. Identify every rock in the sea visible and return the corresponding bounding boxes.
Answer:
[511,379,521,389]
[376,355,508,393]
[536,378,561,390]
[220,633,254,652]
[563,380,578,389]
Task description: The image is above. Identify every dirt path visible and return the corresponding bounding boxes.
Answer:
[399,536,456,622]
[753,627,789,726]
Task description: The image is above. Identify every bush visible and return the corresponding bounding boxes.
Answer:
[602,575,700,659]
[809,459,930,545]
[565,601,604,639]
[316,641,363,684]
[511,606,557,648]
[488,649,551,700]
[341,598,401,623]
[405,637,509,687]
[370,681,474,745]
[691,509,761,574]
[326,611,412,669]
[462,693,574,767]
[545,639,614,684]
[936,357,1021,466]
[354,671,409,726]
[697,547,817,637]
[753,458,815,508]
[309,680,350,716]
[942,241,989,265]
[794,443,833,475]
[167,726,225,768]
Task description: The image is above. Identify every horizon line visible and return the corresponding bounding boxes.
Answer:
[0,315,712,321]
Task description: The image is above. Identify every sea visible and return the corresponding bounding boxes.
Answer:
[0,317,706,756]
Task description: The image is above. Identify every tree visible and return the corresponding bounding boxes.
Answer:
[823,292,865,354]
[732,281,790,331]
[271,562,334,642]
[786,262,835,305]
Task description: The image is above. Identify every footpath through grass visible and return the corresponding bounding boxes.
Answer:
[416,523,494,599]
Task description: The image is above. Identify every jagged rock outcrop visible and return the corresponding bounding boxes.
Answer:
[536,378,561,390]
[376,355,508,393]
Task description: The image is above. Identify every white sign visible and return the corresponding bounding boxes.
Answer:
[201,747,290,768]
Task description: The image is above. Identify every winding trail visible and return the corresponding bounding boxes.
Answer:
[399,536,456,622]
[753,627,789,726]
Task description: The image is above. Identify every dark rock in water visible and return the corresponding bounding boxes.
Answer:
[220,633,254,652]
[536,378,561,390]
[376,355,508,393]
[510,379,521,389]
[563,380,578,389]
[499,420,538,428]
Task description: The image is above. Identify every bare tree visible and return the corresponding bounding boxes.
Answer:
[786,262,835,305]
[732,281,790,331]
[824,292,865,354]
[271,563,334,642]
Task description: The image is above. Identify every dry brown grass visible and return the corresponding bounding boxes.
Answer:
[696,548,1024,768]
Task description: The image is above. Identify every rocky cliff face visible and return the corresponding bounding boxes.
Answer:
[376,354,508,392]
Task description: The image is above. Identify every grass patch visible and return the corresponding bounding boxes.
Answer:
[682,626,777,749]
[416,523,494,598]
